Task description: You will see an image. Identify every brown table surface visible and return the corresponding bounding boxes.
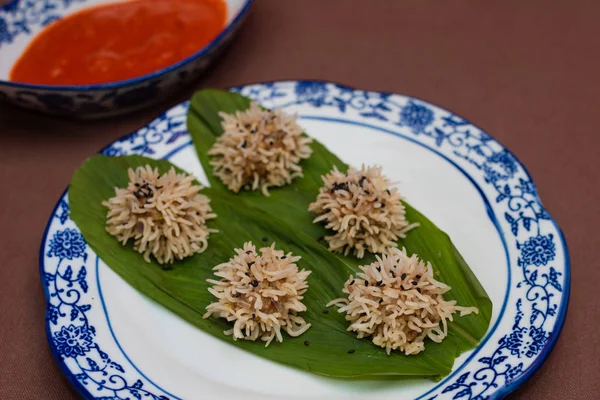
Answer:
[1,1,598,399]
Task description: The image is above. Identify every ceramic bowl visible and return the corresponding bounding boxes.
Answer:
[0,0,252,118]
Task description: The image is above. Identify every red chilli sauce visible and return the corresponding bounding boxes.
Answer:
[10,0,227,85]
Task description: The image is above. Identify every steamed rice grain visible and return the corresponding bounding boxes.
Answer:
[102,165,216,264]
[327,247,478,355]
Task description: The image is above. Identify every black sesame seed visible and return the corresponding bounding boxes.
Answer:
[135,183,140,187]
[417,288,422,294]
[155,186,163,190]
[247,261,255,267]
[365,281,369,286]
[412,281,418,285]
[350,279,355,285]
[322,309,329,314]
[347,349,355,354]
[391,271,396,278]
[244,272,250,276]
[281,256,287,259]
[262,237,268,242]
[359,176,366,187]
[196,212,200,216]
[304,341,310,346]
[251,280,259,287]
[386,189,391,195]
[225,167,232,173]
[331,182,349,193]
[246,250,253,254]
[364,190,370,195]
[252,314,256,318]
[401,273,407,280]
[240,140,247,148]
[416,275,422,279]
[376,280,383,286]
[376,266,381,272]
[374,198,379,202]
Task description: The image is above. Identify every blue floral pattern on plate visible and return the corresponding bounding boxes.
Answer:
[44,219,171,399]
[47,228,87,260]
[399,100,435,133]
[41,81,569,399]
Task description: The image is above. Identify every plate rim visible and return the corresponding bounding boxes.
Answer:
[39,79,570,400]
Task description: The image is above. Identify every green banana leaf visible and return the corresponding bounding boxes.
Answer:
[68,90,492,381]
[187,89,492,352]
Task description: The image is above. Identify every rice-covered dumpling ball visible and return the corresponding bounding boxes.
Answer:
[102,165,216,264]
[309,165,417,258]
[208,102,313,196]
[203,242,312,346]
[328,247,478,355]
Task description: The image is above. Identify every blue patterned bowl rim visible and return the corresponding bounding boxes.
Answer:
[0,0,253,91]
[38,80,570,400]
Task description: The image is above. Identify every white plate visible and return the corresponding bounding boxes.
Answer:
[40,81,569,400]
